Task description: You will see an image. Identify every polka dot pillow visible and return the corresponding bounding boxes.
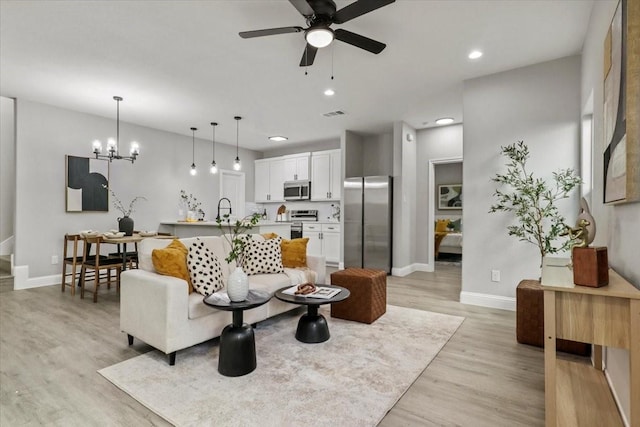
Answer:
[187,240,224,296]
[241,236,284,275]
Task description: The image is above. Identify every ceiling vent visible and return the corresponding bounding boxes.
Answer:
[323,110,346,117]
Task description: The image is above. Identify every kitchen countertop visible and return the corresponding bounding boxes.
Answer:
[159,220,292,226]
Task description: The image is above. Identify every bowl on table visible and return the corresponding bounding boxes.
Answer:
[138,231,157,237]
[103,231,125,238]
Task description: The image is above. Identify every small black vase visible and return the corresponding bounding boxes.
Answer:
[118,216,134,236]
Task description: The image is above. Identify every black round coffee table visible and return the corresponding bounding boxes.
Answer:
[275,284,350,343]
[203,289,271,377]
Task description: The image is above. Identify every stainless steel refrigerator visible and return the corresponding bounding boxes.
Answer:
[344,176,393,273]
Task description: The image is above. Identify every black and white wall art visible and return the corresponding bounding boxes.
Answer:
[65,155,109,212]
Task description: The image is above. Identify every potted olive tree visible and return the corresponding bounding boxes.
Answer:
[489,141,581,269]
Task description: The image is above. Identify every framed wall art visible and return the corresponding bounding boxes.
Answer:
[603,0,640,204]
[438,184,462,210]
[65,155,109,212]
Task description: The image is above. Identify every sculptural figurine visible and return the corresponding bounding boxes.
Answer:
[565,218,590,248]
[562,198,597,249]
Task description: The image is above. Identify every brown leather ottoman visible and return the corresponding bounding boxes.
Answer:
[517,280,590,356]
[330,268,387,324]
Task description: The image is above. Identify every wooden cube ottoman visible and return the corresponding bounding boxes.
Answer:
[330,268,387,324]
[516,280,590,356]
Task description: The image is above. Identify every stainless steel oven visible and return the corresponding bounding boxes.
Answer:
[290,222,303,239]
[289,210,318,239]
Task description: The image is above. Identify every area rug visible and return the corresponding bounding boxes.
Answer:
[99,305,464,427]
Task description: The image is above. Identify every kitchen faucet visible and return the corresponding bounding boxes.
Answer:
[216,198,232,221]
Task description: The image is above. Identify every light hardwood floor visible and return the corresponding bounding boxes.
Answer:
[0,264,548,426]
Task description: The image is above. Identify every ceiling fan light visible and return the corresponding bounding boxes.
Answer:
[305,27,334,48]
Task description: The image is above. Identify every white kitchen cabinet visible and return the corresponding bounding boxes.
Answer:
[254,159,271,203]
[303,223,340,265]
[311,149,341,201]
[254,157,285,202]
[283,153,310,181]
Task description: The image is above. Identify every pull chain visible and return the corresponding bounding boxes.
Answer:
[331,43,334,80]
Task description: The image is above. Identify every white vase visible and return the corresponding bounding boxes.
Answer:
[227,266,249,302]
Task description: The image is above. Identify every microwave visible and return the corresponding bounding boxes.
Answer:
[284,180,311,201]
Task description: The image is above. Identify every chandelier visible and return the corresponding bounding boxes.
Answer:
[92,96,139,163]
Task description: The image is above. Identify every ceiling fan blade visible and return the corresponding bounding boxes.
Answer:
[289,0,315,17]
[334,29,386,54]
[333,0,395,24]
[299,44,318,67]
[239,26,303,39]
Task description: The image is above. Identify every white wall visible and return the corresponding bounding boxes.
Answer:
[13,98,261,286]
[415,124,463,264]
[362,132,393,176]
[581,0,638,422]
[391,121,417,275]
[261,138,339,158]
[0,96,15,254]
[461,55,582,309]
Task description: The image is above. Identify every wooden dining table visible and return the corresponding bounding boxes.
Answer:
[101,233,176,270]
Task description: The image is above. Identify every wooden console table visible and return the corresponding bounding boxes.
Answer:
[543,269,639,426]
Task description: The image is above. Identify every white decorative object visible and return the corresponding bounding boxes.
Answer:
[227,266,249,302]
[541,256,575,288]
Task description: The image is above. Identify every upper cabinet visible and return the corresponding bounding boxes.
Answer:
[254,158,285,202]
[283,153,310,181]
[256,149,341,203]
[311,149,341,201]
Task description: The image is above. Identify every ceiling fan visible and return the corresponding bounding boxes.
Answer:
[239,0,395,66]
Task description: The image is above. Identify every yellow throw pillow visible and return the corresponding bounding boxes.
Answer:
[261,232,279,239]
[435,219,449,233]
[152,239,193,293]
[280,237,309,268]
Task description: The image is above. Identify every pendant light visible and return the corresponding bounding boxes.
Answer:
[190,127,197,176]
[233,116,242,171]
[92,96,140,163]
[210,122,218,174]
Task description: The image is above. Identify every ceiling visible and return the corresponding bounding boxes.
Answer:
[0,0,595,152]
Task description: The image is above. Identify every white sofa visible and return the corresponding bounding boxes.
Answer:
[120,234,326,365]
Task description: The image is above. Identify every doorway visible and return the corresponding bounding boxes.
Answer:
[428,157,463,270]
[219,170,245,219]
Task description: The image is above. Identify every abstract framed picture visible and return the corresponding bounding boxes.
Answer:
[439,184,462,210]
[65,155,109,212]
[603,0,640,204]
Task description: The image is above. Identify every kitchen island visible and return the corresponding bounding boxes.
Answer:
[159,220,292,239]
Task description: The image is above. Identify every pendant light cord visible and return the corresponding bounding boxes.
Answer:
[116,98,120,155]
[236,119,239,157]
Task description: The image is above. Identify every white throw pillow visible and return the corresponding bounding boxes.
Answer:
[187,240,224,296]
[241,236,284,275]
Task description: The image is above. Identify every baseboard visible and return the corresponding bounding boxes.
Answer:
[604,368,630,427]
[13,265,58,290]
[391,263,434,277]
[459,291,516,311]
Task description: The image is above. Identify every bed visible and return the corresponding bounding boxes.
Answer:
[435,215,462,259]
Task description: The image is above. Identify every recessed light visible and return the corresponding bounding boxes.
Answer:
[268,136,288,142]
[468,50,483,59]
[435,117,454,125]
[324,88,335,96]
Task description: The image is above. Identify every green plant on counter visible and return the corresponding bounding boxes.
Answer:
[489,140,581,267]
[179,190,201,211]
[215,213,262,264]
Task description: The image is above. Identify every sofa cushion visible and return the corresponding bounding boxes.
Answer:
[180,236,231,282]
[248,272,293,293]
[152,239,193,293]
[187,240,224,296]
[435,219,449,232]
[139,238,177,272]
[241,237,284,275]
[280,237,309,268]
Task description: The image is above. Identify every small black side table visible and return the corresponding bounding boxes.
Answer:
[203,289,271,377]
[275,285,350,343]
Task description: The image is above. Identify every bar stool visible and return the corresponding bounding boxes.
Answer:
[80,235,122,303]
